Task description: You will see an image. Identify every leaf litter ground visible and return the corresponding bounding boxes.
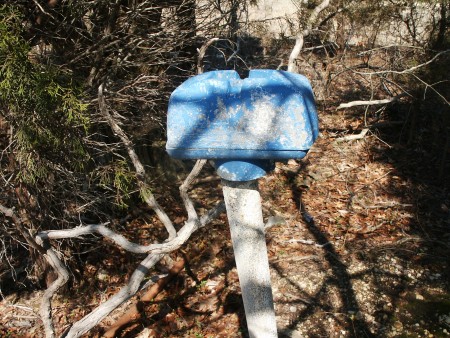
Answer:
[1,103,449,338]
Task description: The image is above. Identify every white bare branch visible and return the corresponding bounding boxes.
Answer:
[197,37,220,74]
[33,198,224,338]
[335,128,369,142]
[61,253,164,338]
[288,0,331,73]
[32,182,224,338]
[38,201,224,255]
[34,156,225,338]
[180,159,207,222]
[0,204,69,338]
[55,201,224,338]
[36,245,70,338]
[357,49,450,76]
[337,98,397,110]
[32,0,55,19]
[98,84,177,240]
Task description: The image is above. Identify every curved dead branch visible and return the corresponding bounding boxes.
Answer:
[38,202,224,256]
[98,84,177,240]
[288,0,331,73]
[197,37,220,74]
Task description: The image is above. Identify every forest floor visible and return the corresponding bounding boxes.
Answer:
[1,85,450,337]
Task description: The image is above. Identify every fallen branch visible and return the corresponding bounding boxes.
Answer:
[57,202,224,338]
[35,176,224,338]
[61,253,164,338]
[357,44,424,56]
[270,255,319,264]
[337,98,396,110]
[102,258,186,338]
[39,202,224,256]
[286,238,331,248]
[0,204,66,338]
[36,239,70,338]
[335,128,369,142]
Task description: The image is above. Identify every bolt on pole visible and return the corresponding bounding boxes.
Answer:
[222,179,278,338]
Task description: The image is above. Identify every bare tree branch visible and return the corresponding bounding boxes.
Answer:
[34,155,225,338]
[0,204,68,338]
[38,202,224,256]
[356,49,450,76]
[35,239,70,338]
[337,98,398,110]
[410,73,450,106]
[61,253,164,338]
[197,37,220,74]
[288,0,331,72]
[102,257,186,338]
[98,84,177,240]
[335,128,369,142]
[51,201,224,338]
[180,159,207,222]
[32,0,56,19]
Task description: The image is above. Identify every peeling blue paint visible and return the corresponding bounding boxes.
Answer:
[166,69,318,181]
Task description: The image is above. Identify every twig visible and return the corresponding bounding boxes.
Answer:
[410,73,450,106]
[32,0,55,19]
[6,314,39,320]
[357,201,413,209]
[7,304,35,313]
[353,170,393,193]
[357,44,424,55]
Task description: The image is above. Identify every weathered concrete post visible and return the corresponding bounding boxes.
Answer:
[166,69,319,337]
[222,179,277,338]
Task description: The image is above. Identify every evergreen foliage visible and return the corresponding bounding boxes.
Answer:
[0,5,89,184]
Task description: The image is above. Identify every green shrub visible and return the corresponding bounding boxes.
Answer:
[0,5,89,184]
